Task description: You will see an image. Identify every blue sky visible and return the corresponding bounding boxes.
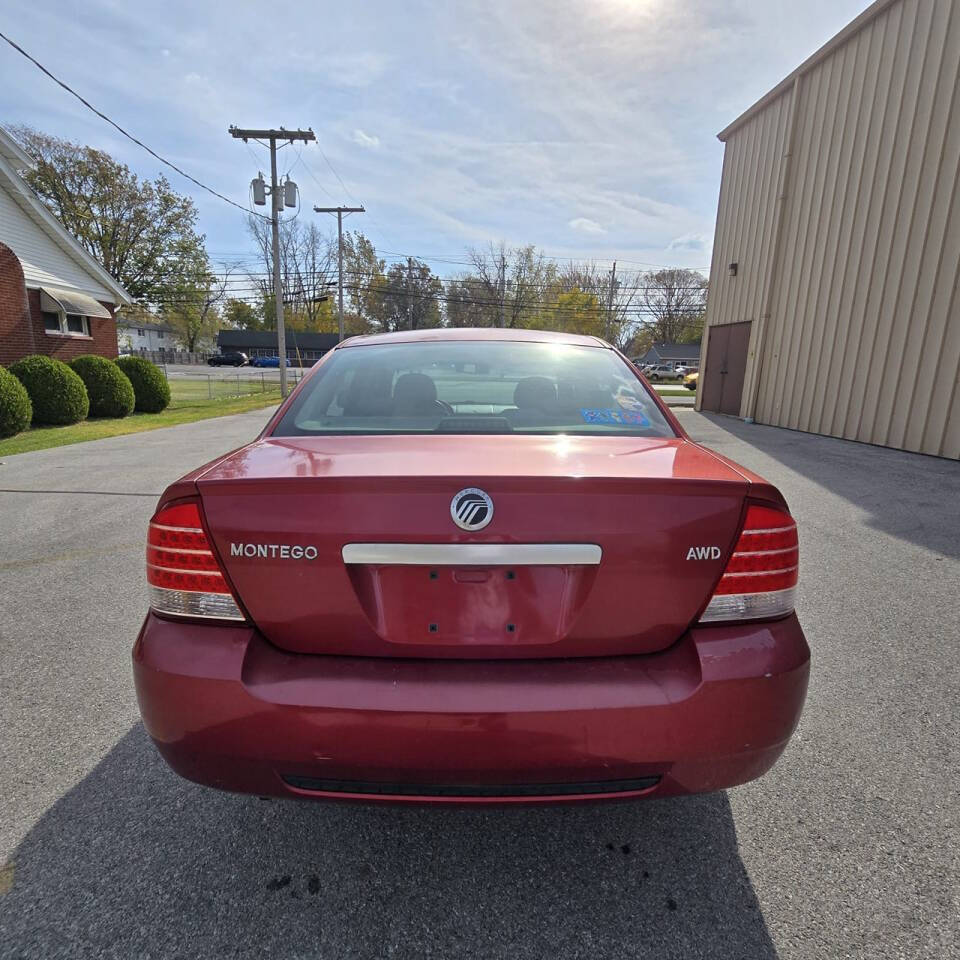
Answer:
[1,0,871,277]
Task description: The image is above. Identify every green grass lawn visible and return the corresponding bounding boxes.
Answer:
[0,387,281,457]
[656,387,696,397]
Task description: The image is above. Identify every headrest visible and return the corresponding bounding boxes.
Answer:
[513,376,557,410]
[342,367,394,416]
[393,372,438,414]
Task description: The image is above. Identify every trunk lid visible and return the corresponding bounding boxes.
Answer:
[197,435,749,659]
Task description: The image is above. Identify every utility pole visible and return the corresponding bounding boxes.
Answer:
[606,260,618,342]
[314,205,365,342]
[497,249,506,328]
[229,126,315,397]
[408,257,415,330]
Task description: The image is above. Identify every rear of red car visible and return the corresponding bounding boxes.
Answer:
[133,330,809,803]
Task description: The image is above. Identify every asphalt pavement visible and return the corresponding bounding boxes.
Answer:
[0,409,957,959]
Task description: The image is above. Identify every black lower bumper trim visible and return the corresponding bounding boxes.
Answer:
[282,774,661,798]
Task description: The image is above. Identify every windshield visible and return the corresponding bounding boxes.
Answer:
[272,340,675,438]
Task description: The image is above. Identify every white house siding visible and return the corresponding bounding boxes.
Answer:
[118,326,173,351]
[0,186,114,302]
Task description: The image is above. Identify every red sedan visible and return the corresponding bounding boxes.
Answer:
[133,328,809,804]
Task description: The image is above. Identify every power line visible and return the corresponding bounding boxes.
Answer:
[0,30,268,220]
[318,146,356,203]
[201,244,709,273]
[283,144,305,179]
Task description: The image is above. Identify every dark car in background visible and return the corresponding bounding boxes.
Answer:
[208,352,248,367]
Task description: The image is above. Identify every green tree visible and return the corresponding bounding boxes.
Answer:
[529,288,603,337]
[341,231,387,328]
[222,298,259,330]
[445,276,492,327]
[11,126,208,304]
[161,265,230,351]
[381,259,442,331]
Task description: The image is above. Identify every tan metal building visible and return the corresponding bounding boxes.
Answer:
[698,0,960,459]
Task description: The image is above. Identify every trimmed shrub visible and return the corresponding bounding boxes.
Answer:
[9,355,89,425]
[69,354,136,418]
[115,355,171,413]
[0,364,33,438]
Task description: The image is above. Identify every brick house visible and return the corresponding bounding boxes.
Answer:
[0,126,130,367]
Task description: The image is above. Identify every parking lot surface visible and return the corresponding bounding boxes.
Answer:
[0,409,957,959]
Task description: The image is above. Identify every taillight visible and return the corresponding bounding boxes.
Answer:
[699,504,798,623]
[147,500,245,621]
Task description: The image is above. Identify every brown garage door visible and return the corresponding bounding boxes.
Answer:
[700,321,752,416]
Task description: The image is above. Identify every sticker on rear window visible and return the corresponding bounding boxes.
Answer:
[580,407,651,427]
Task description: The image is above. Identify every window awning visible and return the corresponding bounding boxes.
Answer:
[40,286,112,320]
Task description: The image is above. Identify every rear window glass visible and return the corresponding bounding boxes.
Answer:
[273,340,675,438]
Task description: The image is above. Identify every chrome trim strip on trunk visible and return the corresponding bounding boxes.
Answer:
[341,543,602,566]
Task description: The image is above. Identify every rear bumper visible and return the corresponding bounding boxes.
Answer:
[133,613,809,804]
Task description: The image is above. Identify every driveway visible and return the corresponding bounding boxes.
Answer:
[0,409,957,959]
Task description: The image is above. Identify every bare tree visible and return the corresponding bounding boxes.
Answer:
[246,217,336,329]
[464,243,557,327]
[637,269,708,344]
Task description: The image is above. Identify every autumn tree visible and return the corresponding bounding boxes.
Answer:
[11,126,208,304]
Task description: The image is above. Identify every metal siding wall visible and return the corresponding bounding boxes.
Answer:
[700,90,791,414]
[713,0,960,458]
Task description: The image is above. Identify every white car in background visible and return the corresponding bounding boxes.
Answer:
[642,364,677,382]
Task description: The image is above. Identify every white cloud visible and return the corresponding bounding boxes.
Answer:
[568,217,606,235]
[351,129,381,149]
[667,232,710,251]
[0,0,869,268]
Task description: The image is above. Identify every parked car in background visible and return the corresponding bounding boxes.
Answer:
[134,327,809,805]
[684,371,699,391]
[251,355,281,368]
[208,352,248,367]
[674,365,697,378]
[642,363,677,382]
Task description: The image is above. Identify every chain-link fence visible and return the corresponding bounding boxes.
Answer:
[164,370,303,403]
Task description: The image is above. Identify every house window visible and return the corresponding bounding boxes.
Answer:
[65,314,88,335]
[157,330,165,339]
[43,310,90,337]
[136,328,145,337]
